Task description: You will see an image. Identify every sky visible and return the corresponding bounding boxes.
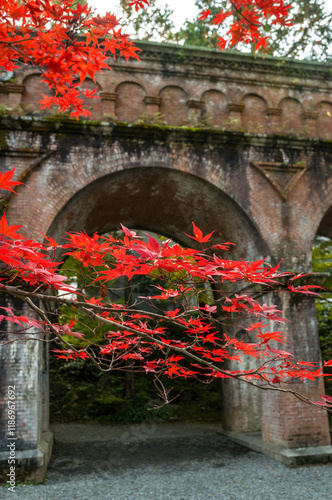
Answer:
[90,0,198,29]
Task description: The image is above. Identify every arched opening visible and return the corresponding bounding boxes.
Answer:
[313,206,332,425]
[115,82,146,122]
[279,97,304,136]
[158,86,189,126]
[46,166,269,434]
[200,90,228,128]
[241,93,268,134]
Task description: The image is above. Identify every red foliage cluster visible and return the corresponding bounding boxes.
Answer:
[0,0,140,118]
[198,0,293,51]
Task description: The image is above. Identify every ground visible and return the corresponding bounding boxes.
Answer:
[1,423,332,500]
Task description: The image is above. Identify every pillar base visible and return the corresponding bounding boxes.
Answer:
[0,431,53,484]
[220,430,332,466]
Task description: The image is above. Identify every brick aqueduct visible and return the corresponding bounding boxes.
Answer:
[0,41,332,480]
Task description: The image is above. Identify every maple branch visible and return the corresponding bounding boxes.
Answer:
[229,0,260,27]
[19,295,113,371]
[0,284,193,330]
[0,335,54,347]
[21,296,71,347]
[0,43,36,65]
[82,307,332,414]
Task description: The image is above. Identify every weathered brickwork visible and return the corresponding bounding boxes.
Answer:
[0,42,332,479]
[0,42,331,138]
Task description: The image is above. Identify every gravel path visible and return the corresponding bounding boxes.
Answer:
[1,423,332,500]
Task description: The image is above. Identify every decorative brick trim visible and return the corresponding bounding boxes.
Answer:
[144,96,162,106]
[266,107,282,116]
[5,84,25,94]
[302,111,319,120]
[100,92,118,101]
[187,100,205,110]
[251,161,307,201]
[228,104,244,113]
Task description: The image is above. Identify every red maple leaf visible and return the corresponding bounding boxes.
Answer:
[0,213,23,239]
[0,168,23,193]
[185,222,215,244]
[128,0,150,12]
[198,9,211,21]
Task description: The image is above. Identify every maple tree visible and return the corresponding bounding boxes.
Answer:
[0,1,332,414]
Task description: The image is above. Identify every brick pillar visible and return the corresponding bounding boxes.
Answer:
[267,107,282,133]
[302,111,318,137]
[219,295,261,433]
[261,294,330,448]
[144,96,162,117]
[41,340,49,433]
[100,92,117,118]
[227,104,244,131]
[0,297,53,482]
[187,100,205,125]
[6,84,25,113]
[220,364,261,433]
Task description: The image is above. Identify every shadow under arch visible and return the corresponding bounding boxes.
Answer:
[48,166,269,261]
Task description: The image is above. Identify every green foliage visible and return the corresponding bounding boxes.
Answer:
[0,104,8,118]
[119,0,175,41]
[173,0,221,49]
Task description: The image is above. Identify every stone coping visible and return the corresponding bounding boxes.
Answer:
[132,40,332,79]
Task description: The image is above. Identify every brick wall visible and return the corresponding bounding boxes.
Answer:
[1,42,330,139]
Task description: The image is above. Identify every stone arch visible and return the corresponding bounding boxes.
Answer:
[241,93,268,133]
[200,90,228,127]
[316,101,332,140]
[159,86,188,126]
[279,97,304,136]
[45,166,268,434]
[22,74,51,114]
[115,81,146,122]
